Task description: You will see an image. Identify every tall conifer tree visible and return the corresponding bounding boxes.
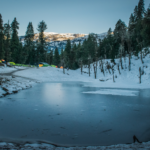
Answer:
[137,0,145,20]
[128,13,135,32]
[24,22,35,64]
[4,21,11,62]
[49,50,53,65]
[65,40,71,68]
[0,14,4,59]
[54,47,60,66]
[142,4,150,46]
[134,6,138,22]
[37,20,47,62]
[11,18,20,62]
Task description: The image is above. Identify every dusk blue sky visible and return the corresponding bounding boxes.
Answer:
[0,0,150,36]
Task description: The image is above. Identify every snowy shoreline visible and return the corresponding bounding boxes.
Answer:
[0,141,150,150]
[0,67,39,98]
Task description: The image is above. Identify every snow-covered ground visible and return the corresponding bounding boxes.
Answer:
[13,53,150,89]
[0,141,150,150]
[0,66,39,97]
[0,76,37,97]
[0,66,16,73]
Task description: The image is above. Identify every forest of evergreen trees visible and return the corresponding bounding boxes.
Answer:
[0,0,149,70]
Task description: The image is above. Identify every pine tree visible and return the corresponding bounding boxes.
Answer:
[134,21,143,55]
[81,39,88,64]
[78,42,81,49]
[17,39,23,64]
[4,21,11,62]
[125,31,132,71]
[0,14,4,60]
[37,20,47,63]
[114,19,126,59]
[137,0,145,20]
[49,50,53,65]
[86,34,96,61]
[24,22,35,64]
[114,20,127,68]
[54,47,60,66]
[134,6,138,22]
[60,48,64,60]
[65,40,71,68]
[70,43,78,69]
[114,19,126,38]
[107,28,115,61]
[128,13,135,32]
[142,4,150,46]
[10,18,20,62]
[128,13,137,55]
[107,28,112,36]
[133,1,145,53]
[65,40,71,55]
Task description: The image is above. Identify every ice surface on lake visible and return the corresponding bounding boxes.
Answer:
[82,89,139,96]
[0,82,150,146]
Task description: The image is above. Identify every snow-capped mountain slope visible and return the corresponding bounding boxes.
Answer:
[19,32,108,54]
[19,32,87,42]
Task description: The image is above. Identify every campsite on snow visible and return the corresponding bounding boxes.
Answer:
[0,0,150,149]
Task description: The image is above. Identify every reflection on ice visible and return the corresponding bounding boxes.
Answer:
[82,89,139,96]
[43,83,64,104]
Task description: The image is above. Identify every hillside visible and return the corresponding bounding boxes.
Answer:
[19,32,87,42]
[19,32,108,53]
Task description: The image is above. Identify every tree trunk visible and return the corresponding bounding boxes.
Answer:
[94,66,96,79]
[88,62,90,77]
[120,57,123,69]
[63,62,65,74]
[118,64,121,74]
[139,67,141,84]
[81,61,82,75]
[96,60,97,75]
[141,51,143,64]
[113,74,115,82]
[102,60,105,76]
[129,54,131,71]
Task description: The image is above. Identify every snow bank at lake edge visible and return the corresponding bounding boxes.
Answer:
[0,141,150,149]
[0,76,38,97]
[0,67,40,97]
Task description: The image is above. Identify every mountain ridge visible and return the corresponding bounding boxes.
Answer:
[19,32,108,53]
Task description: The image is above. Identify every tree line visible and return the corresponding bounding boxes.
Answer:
[0,0,149,71]
[60,0,150,73]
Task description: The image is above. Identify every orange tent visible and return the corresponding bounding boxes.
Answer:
[60,66,63,69]
[39,64,43,67]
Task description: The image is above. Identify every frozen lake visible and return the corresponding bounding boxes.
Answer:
[0,82,150,146]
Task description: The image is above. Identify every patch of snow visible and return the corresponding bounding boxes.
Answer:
[0,66,16,73]
[0,87,6,97]
[82,89,139,96]
[0,67,38,97]
[0,141,150,149]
